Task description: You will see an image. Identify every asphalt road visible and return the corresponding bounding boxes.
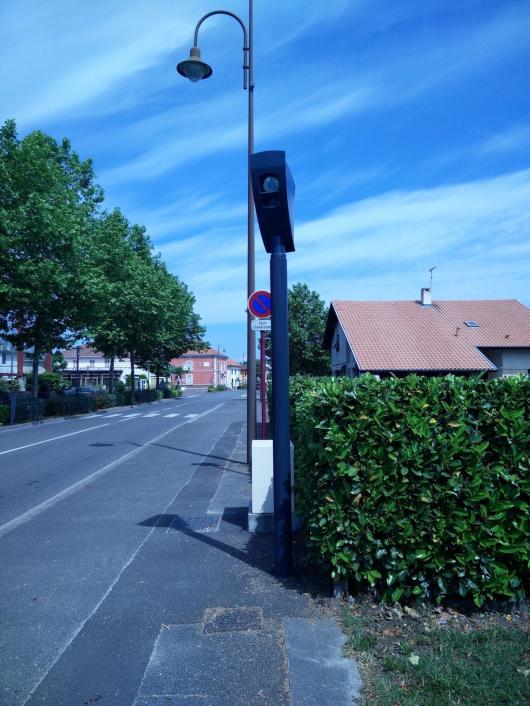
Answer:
[0,389,248,705]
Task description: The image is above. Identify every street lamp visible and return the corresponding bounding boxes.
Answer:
[177,2,256,463]
[75,346,81,391]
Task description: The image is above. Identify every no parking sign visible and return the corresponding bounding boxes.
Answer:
[248,290,271,319]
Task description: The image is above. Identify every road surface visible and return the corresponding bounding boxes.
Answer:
[0,389,249,705]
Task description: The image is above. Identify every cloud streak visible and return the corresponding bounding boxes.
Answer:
[157,168,530,324]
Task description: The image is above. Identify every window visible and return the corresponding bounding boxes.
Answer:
[334,333,340,352]
[184,361,193,372]
[186,373,193,385]
[464,320,479,328]
[89,359,95,369]
[204,361,210,367]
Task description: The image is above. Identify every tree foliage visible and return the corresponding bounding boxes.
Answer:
[0,120,103,392]
[0,120,206,395]
[266,282,330,376]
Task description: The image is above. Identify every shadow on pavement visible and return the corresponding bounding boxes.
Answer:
[138,508,330,600]
[150,442,247,467]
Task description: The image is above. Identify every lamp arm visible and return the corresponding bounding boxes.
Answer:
[193,10,250,89]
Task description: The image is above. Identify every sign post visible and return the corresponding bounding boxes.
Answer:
[260,330,267,440]
[249,150,295,578]
[249,290,271,441]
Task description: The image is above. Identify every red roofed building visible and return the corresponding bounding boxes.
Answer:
[170,348,228,387]
[323,291,530,378]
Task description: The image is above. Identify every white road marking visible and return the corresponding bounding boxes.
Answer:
[187,394,199,398]
[102,413,123,418]
[122,413,141,418]
[0,403,226,541]
[184,414,199,419]
[0,424,111,457]
[142,413,160,418]
[163,413,180,418]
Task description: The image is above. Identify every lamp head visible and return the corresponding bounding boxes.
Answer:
[176,47,212,82]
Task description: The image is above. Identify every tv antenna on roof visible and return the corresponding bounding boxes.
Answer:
[428,266,436,291]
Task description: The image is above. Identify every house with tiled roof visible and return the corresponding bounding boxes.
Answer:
[60,346,156,389]
[226,358,244,389]
[170,348,228,387]
[323,290,530,378]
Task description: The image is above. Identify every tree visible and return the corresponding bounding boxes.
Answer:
[136,266,206,388]
[0,120,103,395]
[52,351,68,372]
[266,282,330,376]
[85,209,136,392]
[87,212,206,397]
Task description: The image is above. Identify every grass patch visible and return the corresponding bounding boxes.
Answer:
[340,602,529,706]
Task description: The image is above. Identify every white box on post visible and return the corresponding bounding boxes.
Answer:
[248,440,296,532]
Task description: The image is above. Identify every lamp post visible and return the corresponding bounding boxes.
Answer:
[75,346,81,391]
[177,1,256,463]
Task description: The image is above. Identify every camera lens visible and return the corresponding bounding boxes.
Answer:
[262,175,280,193]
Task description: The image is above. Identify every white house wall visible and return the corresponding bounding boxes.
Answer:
[64,355,155,386]
[330,322,358,377]
[482,348,530,378]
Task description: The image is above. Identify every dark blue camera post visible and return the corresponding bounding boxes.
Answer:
[249,150,295,577]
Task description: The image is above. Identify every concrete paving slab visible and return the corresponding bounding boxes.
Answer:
[134,622,290,706]
[284,618,361,706]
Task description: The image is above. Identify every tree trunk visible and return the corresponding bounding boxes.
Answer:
[32,348,40,398]
[155,363,160,390]
[130,353,135,404]
[109,354,115,393]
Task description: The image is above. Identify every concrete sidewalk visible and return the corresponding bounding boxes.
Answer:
[10,405,361,705]
[130,422,361,706]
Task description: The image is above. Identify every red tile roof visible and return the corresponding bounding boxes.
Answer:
[325,299,530,372]
[173,348,228,359]
[61,346,99,358]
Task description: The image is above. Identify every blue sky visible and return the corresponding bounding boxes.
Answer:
[1,0,529,360]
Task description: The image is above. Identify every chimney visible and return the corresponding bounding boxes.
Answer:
[420,287,432,306]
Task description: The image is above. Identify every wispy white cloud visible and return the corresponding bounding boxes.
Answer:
[95,2,530,187]
[130,189,246,240]
[156,168,530,324]
[477,123,530,156]
[0,0,214,127]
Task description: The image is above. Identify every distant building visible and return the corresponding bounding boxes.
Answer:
[60,346,156,389]
[170,348,228,387]
[323,292,530,378]
[0,338,51,381]
[226,358,244,388]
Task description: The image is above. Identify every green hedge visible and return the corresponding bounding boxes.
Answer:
[94,392,115,409]
[291,374,529,606]
[115,388,162,405]
[0,404,8,425]
[44,395,97,416]
[134,389,162,403]
[13,394,45,423]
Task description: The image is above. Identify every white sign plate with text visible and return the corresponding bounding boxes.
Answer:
[251,319,271,331]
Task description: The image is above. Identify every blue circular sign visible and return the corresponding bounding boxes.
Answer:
[248,290,271,318]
